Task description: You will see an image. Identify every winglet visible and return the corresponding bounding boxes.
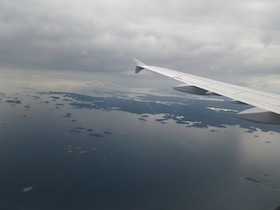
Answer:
[133,58,146,73]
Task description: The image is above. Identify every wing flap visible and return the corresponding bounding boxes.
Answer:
[237,107,280,124]
[173,84,208,95]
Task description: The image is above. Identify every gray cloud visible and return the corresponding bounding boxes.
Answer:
[0,0,280,86]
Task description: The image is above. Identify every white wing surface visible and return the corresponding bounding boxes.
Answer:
[133,58,280,124]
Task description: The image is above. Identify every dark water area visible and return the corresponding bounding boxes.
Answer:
[0,70,280,209]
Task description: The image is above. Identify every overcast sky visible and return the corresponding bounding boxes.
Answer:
[1,0,280,88]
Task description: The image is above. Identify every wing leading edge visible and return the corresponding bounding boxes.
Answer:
[133,58,280,124]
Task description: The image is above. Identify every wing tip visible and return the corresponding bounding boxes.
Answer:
[133,58,146,73]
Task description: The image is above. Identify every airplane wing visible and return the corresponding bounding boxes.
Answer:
[133,58,280,124]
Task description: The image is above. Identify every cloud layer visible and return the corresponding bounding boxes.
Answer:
[1,0,280,87]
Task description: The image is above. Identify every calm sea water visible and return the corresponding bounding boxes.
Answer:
[0,70,280,210]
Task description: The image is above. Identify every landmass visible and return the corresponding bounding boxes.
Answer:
[22,186,33,192]
[243,177,260,184]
